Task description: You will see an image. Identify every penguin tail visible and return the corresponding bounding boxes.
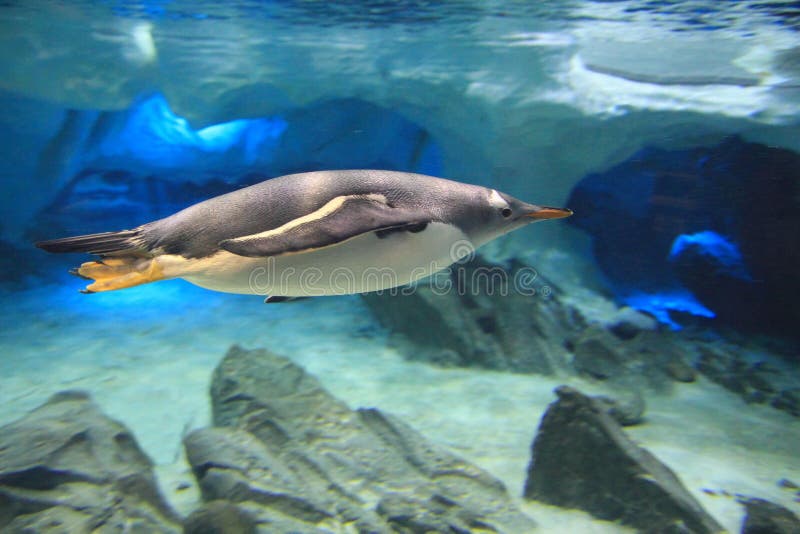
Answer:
[35,229,145,256]
[36,229,165,293]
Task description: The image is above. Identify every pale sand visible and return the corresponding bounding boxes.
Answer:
[1,279,798,532]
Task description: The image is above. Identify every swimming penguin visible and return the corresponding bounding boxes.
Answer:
[36,170,571,298]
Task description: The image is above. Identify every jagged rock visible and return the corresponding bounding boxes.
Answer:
[570,326,694,391]
[363,255,698,391]
[607,306,659,340]
[739,497,800,534]
[362,256,585,375]
[185,345,536,533]
[183,501,258,534]
[772,388,800,417]
[523,386,723,534]
[184,426,346,533]
[664,358,698,383]
[669,231,762,332]
[0,390,180,533]
[696,344,800,417]
[572,331,624,380]
[594,392,646,426]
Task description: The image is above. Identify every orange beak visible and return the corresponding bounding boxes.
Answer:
[526,206,573,220]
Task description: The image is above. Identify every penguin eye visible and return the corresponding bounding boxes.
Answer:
[500,207,512,218]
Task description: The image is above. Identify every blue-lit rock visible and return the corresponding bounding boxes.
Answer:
[668,231,763,329]
[567,137,800,338]
[28,95,442,240]
[77,93,288,183]
[669,231,751,282]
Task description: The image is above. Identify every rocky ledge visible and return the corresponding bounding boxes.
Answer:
[0,391,180,533]
[184,344,536,533]
[363,254,800,421]
[2,346,795,533]
[524,386,724,533]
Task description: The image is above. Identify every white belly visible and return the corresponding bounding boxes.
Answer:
[159,222,473,296]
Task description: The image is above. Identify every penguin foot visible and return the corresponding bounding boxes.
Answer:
[72,257,165,293]
[69,267,92,280]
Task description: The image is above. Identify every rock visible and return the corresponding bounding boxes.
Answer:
[362,256,584,375]
[523,386,723,533]
[570,326,693,391]
[363,254,708,392]
[183,501,258,534]
[0,390,180,533]
[36,168,243,240]
[572,332,625,380]
[607,306,658,340]
[594,392,646,426]
[696,344,800,417]
[184,426,342,533]
[739,497,800,534]
[669,231,762,333]
[186,345,536,533]
[664,358,697,383]
[772,388,800,418]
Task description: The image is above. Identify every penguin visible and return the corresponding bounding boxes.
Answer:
[36,170,571,298]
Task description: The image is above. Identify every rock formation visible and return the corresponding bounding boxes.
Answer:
[0,391,180,533]
[739,497,800,534]
[696,343,800,418]
[523,386,723,533]
[362,256,586,375]
[183,344,536,533]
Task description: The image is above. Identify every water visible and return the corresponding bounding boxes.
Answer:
[0,1,798,533]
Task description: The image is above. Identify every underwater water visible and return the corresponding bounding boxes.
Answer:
[1,1,799,532]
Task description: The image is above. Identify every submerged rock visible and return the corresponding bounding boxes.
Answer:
[362,256,585,375]
[695,343,800,417]
[771,388,800,418]
[523,386,723,533]
[606,306,659,340]
[570,325,696,391]
[739,497,800,534]
[0,390,180,533]
[572,331,624,380]
[185,344,536,533]
[594,392,646,426]
[183,500,258,534]
[364,255,700,395]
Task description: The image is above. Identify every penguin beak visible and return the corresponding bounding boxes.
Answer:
[525,206,573,220]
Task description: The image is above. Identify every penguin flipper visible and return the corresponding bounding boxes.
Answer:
[219,194,432,258]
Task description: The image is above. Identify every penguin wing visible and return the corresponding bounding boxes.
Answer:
[219,194,433,258]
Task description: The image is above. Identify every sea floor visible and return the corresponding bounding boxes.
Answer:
[1,278,798,533]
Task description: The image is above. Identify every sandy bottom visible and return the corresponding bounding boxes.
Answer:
[1,278,798,533]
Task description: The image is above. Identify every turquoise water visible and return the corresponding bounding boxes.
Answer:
[0,2,798,532]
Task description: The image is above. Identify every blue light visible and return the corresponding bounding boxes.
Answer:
[196,120,252,150]
[623,290,715,330]
[92,93,287,172]
[669,230,751,281]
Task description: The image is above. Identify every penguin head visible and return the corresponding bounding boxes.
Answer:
[465,188,572,245]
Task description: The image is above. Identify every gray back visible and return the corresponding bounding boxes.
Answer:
[141,170,487,258]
